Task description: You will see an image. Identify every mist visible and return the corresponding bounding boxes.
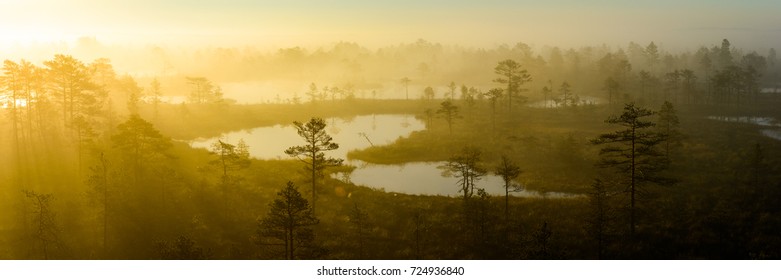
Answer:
[2,0,781,261]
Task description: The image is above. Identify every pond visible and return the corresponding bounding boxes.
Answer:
[189,114,569,197]
[190,114,423,159]
[346,161,573,198]
[707,116,781,141]
[215,81,479,104]
[526,96,603,108]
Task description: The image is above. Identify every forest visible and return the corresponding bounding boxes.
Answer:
[1,38,780,260]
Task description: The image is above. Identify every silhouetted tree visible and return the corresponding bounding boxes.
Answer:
[446,81,457,100]
[319,85,329,101]
[739,63,762,104]
[44,55,103,171]
[657,101,681,160]
[459,84,469,101]
[157,235,210,260]
[410,209,430,259]
[23,190,60,259]
[591,103,667,236]
[1,60,22,122]
[118,75,142,115]
[328,86,341,102]
[285,118,343,215]
[461,85,477,114]
[257,182,319,260]
[645,42,660,68]
[679,69,697,104]
[306,82,319,104]
[495,155,522,221]
[400,77,411,100]
[603,77,620,105]
[663,70,681,104]
[112,115,172,186]
[14,60,43,143]
[423,108,435,129]
[441,146,486,201]
[2,60,28,185]
[719,39,733,68]
[349,203,371,259]
[209,139,251,209]
[86,152,111,256]
[210,139,250,178]
[710,67,734,104]
[638,70,656,102]
[468,188,497,258]
[710,65,754,105]
[482,88,503,131]
[186,76,223,104]
[422,86,435,101]
[532,222,553,259]
[586,179,612,259]
[149,78,162,119]
[615,60,632,84]
[43,54,97,128]
[542,82,553,108]
[436,100,460,134]
[494,59,531,113]
[554,81,577,107]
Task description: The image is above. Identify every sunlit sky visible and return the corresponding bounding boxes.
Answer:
[1,0,780,50]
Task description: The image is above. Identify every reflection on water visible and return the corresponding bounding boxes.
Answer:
[707,116,781,141]
[706,116,780,127]
[190,114,577,197]
[526,96,602,108]
[190,115,425,159]
[345,161,575,198]
[217,81,475,103]
[761,129,781,141]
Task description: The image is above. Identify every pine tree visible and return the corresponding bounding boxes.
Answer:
[494,59,532,113]
[349,203,371,259]
[157,235,210,260]
[111,115,172,186]
[586,179,612,259]
[441,146,486,201]
[591,103,668,236]
[257,182,319,260]
[436,100,460,134]
[495,155,521,222]
[285,118,343,215]
[23,190,60,259]
[657,101,681,160]
[400,77,411,100]
[482,88,503,132]
[209,139,251,210]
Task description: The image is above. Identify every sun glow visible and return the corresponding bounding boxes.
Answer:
[0,97,28,109]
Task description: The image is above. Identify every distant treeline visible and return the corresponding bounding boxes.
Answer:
[0,38,780,260]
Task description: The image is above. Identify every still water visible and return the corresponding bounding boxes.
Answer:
[190,115,567,197]
[526,96,603,108]
[190,114,423,159]
[707,116,781,141]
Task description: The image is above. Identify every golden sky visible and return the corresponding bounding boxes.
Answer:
[1,0,780,50]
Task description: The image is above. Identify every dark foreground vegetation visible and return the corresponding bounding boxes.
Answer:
[1,39,780,259]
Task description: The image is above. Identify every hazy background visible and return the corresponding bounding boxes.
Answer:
[2,0,780,102]
[3,0,781,262]
[2,0,780,50]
